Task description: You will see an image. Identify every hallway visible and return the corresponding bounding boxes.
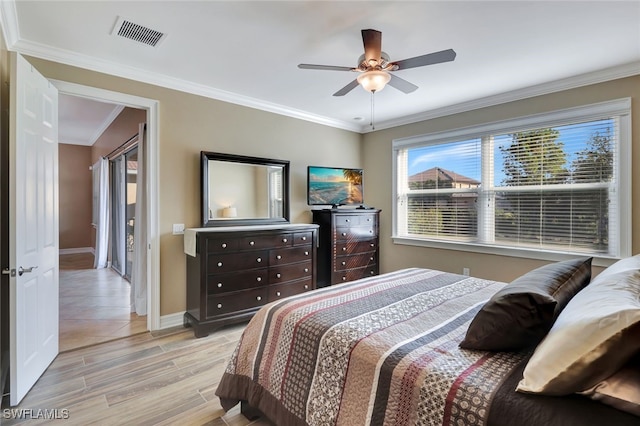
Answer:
[59,253,147,352]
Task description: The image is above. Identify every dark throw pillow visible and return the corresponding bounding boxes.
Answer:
[460,257,592,351]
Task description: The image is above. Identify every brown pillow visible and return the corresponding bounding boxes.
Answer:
[460,257,592,351]
[578,355,640,417]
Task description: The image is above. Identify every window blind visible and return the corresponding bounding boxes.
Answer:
[393,99,629,259]
[489,119,617,254]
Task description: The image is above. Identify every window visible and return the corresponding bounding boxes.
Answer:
[393,99,631,260]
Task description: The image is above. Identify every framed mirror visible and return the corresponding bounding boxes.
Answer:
[201,151,290,227]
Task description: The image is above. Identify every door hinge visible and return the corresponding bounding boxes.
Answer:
[2,268,16,277]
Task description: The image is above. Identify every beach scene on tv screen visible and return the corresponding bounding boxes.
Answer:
[309,167,363,205]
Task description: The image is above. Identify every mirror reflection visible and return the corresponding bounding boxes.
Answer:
[208,161,284,220]
[201,152,290,227]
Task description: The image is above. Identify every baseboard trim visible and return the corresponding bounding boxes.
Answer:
[59,247,94,255]
[159,311,185,329]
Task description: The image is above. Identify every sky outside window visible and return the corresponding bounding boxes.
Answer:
[406,118,614,187]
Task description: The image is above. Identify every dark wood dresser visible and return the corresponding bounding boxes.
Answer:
[312,209,380,287]
[184,224,318,337]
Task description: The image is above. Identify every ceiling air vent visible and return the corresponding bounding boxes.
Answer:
[111,16,166,47]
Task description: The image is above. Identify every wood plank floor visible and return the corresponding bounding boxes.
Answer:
[59,253,147,352]
[2,325,273,425]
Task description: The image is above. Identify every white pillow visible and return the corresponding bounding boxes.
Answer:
[517,260,640,396]
[595,254,640,280]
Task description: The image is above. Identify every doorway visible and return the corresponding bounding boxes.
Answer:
[53,80,160,348]
[59,104,146,352]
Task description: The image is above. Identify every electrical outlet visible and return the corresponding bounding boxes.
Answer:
[172,223,185,235]
[463,267,470,276]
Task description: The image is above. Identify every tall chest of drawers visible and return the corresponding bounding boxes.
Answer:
[312,209,380,287]
[184,224,318,337]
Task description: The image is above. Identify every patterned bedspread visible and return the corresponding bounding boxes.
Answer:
[216,268,530,425]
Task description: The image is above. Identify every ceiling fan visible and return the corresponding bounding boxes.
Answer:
[298,29,456,96]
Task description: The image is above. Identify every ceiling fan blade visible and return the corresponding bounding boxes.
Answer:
[361,29,382,64]
[298,64,354,71]
[333,79,360,96]
[388,74,418,94]
[391,48,457,70]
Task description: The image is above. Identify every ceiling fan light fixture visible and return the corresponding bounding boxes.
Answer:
[357,70,391,93]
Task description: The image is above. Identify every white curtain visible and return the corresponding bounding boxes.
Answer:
[93,157,109,269]
[130,123,148,315]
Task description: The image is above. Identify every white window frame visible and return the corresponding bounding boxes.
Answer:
[392,98,631,267]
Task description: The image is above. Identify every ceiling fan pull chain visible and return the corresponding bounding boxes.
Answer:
[370,91,375,130]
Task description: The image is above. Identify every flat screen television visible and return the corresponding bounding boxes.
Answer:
[307,166,364,208]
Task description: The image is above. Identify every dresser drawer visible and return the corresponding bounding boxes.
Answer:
[240,233,292,250]
[334,214,377,227]
[332,266,378,284]
[293,231,313,246]
[207,251,268,272]
[207,269,268,294]
[335,239,377,255]
[204,238,239,253]
[334,214,362,227]
[268,278,313,301]
[334,226,376,241]
[270,245,312,265]
[334,252,377,271]
[270,261,313,283]
[207,287,268,317]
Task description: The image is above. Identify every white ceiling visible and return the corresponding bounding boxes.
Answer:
[2,1,640,136]
[58,94,123,146]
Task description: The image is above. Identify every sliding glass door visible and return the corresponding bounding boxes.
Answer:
[110,146,138,280]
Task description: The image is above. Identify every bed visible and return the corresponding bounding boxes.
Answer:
[216,264,640,425]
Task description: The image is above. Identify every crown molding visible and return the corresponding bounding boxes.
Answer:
[365,61,640,133]
[0,0,19,47]
[88,104,125,146]
[6,37,363,133]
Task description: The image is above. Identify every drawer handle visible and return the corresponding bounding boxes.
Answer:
[304,251,309,256]
[221,243,227,248]
[276,291,281,297]
[342,276,347,281]
[282,238,288,243]
[370,243,375,247]
[342,232,347,236]
[304,268,309,273]
[341,261,346,266]
[345,219,350,222]
[250,241,255,246]
[301,236,307,241]
[217,303,223,309]
[276,273,281,278]
[217,262,223,267]
[369,230,373,233]
[370,270,375,275]
[342,247,347,251]
[276,255,282,260]
[217,283,223,288]
[370,257,374,261]
[257,277,262,282]
[256,296,262,301]
[304,285,309,289]
[257,257,262,263]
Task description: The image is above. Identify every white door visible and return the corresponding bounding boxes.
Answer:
[9,53,59,405]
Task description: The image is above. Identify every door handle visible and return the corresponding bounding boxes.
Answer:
[18,266,38,276]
